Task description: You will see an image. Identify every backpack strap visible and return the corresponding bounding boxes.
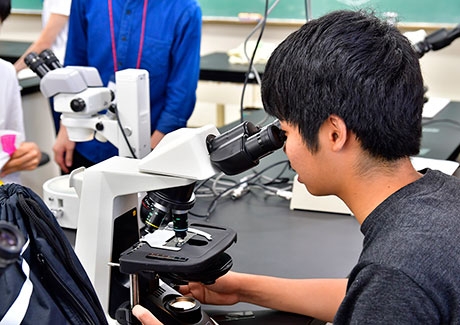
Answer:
[16,192,107,324]
[0,239,33,325]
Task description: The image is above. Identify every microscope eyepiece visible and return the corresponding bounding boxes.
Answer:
[24,52,51,78]
[245,122,286,161]
[413,24,460,58]
[24,49,63,78]
[207,119,286,175]
[39,49,63,70]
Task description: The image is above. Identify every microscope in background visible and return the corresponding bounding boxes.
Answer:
[27,49,286,325]
[24,49,150,159]
[412,23,460,58]
[25,49,151,229]
[411,24,460,104]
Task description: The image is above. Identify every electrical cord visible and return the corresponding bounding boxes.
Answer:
[190,160,292,220]
[239,0,270,123]
[304,0,312,21]
[111,104,138,158]
[241,0,281,86]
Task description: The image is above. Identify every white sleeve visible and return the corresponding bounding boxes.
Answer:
[44,0,72,16]
[0,59,25,135]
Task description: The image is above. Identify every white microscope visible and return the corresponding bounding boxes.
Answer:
[26,50,286,324]
[26,49,151,229]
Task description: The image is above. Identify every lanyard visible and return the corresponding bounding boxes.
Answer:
[108,0,148,72]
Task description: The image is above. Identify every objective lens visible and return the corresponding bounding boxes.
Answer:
[141,195,168,234]
[172,210,188,240]
[140,184,196,236]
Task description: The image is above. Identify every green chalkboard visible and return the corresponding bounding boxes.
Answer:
[198,0,460,24]
[11,0,42,12]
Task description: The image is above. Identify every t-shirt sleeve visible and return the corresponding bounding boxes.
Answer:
[47,0,72,16]
[335,264,440,324]
[0,60,25,135]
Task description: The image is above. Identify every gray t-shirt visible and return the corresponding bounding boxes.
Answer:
[335,169,460,324]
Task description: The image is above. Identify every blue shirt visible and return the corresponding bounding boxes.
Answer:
[64,0,202,163]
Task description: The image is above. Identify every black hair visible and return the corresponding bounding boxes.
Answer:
[262,10,424,160]
[0,0,11,23]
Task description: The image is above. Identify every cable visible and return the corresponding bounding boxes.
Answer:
[239,0,270,123]
[241,0,281,86]
[304,0,312,21]
[112,104,138,158]
[190,160,291,220]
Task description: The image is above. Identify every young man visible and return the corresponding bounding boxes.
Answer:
[0,0,42,184]
[133,10,460,324]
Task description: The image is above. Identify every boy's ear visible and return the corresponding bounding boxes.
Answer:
[326,115,348,151]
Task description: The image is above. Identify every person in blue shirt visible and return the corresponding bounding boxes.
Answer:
[54,0,202,173]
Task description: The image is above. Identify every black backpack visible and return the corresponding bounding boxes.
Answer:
[0,183,108,324]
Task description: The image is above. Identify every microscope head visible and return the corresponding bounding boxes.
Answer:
[27,55,113,118]
[25,51,114,141]
[25,51,105,98]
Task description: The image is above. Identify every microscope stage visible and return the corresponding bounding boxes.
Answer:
[119,223,237,281]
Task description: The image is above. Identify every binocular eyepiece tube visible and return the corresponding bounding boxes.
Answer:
[206,119,286,175]
[24,49,63,78]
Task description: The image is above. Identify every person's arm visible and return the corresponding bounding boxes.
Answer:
[52,124,75,173]
[150,130,164,150]
[0,142,41,176]
[132,272,346,324]
[14,13,69,72]
[179,271,347,322]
